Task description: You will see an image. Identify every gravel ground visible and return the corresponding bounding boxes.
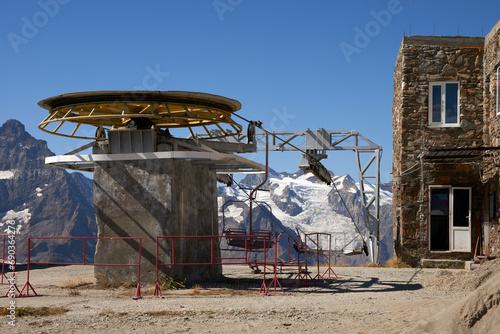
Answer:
[0,264,478,333]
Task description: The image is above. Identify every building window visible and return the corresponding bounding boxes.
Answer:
[429,186,471,252]
[429,82,460,127]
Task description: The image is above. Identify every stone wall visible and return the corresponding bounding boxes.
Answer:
[483,19,500,257]
[393,36,484,265]
[392,41,404,261]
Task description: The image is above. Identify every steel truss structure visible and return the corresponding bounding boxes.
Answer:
[199,129,383,263]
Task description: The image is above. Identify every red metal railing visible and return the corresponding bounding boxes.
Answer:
[9,232,337,299]
[153,232,339,297]
[153,234,287,297]
[285,232,338,287]
[19,237,142,299]
[305,232,338,280]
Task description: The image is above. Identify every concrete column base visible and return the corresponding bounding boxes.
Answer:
[93,158,221,284]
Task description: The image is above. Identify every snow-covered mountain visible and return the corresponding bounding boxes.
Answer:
[218,170,393,265]
[0,119,96,264]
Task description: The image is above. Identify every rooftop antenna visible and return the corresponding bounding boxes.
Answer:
[457,25,460,36]
[409,23,411,36]
[433,23,435,36]
[482,26,484,37]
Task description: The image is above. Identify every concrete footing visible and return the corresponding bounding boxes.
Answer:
[420,259,466,269]
[464,261,481,270]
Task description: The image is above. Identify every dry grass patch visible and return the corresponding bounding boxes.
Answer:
[0,307,69,317]
[158,275,186,290]
[192,284,202,295]
[68,290,81,296]
[62,278,93,289]
[384,256,412,268]
[95,273,138,289]
[357,257,412,268]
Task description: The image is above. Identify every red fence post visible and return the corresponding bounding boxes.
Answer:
[323,233,339,279]
[265,236,287,295]
[1,235,8,285]
[19,237,38,297]
[83,237,86,266]
[153,236,163,298]
[133,237,142,300]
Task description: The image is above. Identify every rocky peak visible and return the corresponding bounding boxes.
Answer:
[0,119,28,139]
[0,119,52,170]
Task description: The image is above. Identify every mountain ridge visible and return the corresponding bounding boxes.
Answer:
[0,119,96,264]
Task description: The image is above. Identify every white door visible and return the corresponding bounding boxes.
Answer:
[430,187,471,252]
[450,188,471,252]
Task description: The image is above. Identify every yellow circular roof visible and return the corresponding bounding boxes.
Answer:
[38,91,243,140]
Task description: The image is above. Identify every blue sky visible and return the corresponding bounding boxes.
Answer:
[1,1,499,183]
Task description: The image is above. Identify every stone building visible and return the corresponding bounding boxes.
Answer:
[392,19,500,267]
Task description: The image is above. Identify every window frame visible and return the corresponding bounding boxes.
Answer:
[428,81,460,127]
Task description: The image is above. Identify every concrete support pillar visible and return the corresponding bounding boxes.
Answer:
[93,158,221,284]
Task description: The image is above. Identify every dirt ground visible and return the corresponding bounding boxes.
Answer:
[1,261,499,334]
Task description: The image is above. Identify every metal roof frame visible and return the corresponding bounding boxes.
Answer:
[423,146,500,163]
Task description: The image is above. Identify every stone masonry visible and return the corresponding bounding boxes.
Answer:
[482,20,500,258]
[393,36,484,266]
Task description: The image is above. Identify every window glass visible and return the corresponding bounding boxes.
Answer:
[445,83,458,124]
[453,189,470,227]
[432,85,441,123]
[430,188,449,251]
[429,82,459,126]
[430,188,448,215]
